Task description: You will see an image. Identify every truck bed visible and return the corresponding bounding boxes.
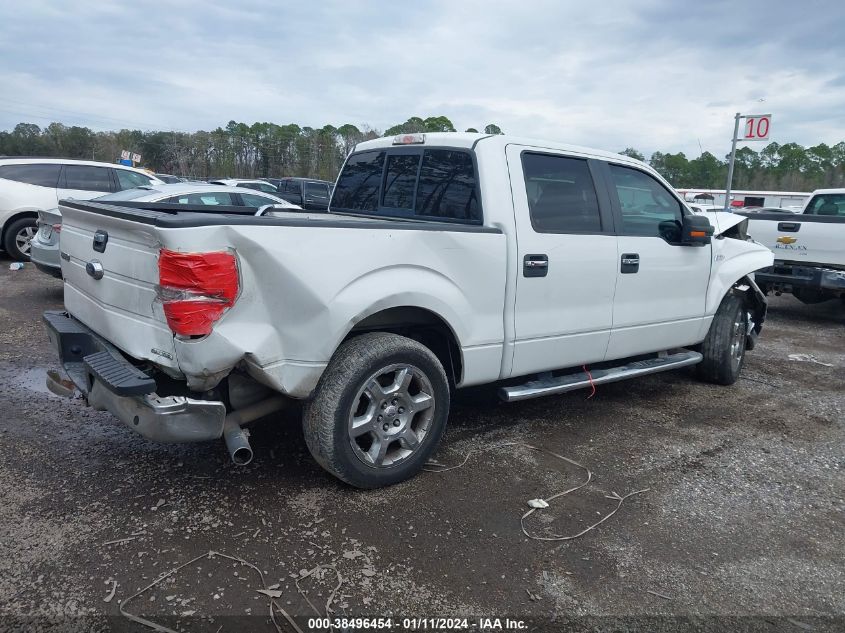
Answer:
[57,199,507,396]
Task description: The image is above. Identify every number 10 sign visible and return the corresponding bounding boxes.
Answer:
[740,114,771,141]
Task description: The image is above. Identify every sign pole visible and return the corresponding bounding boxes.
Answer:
[723,112,741,212]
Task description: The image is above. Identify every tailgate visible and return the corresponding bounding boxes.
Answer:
[746,214,845,267]
[59,201,179,371]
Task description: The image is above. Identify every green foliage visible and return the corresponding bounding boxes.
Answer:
[384,116,457,136]
[1,118,842,189]
[619,147,645,161]
[637,142,845,190]
[0,119,379,181]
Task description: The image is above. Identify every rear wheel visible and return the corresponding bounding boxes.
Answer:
[696,292,747,385]
[302,332,449,488]
[3,217,38,261]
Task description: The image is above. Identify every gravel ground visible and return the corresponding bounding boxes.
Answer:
[0,256,842,632]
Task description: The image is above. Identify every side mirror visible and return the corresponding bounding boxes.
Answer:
[682,214,714,245]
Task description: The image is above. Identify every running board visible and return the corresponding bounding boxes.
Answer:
[499,350,703,402]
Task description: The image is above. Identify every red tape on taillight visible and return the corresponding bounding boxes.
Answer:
[158,249,239,336]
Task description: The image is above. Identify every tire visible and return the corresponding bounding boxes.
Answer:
[3,216,38,261]
[302,332,450,488]
[696,292,748,385]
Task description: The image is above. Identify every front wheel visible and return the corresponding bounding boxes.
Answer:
[696,292,747,385]
[302,332,450,488]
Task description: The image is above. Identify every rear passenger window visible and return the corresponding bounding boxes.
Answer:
[804,193,845,216]
[64,165,113,192]
[382,154,420,210]
[522,153,602,232]
[332,151,385,212]
[305,182,330,200]
[239,192,277,207]
[115,169,152,190]
[415,150,480,222]
[0,163,61,187]
[166,192,235,205]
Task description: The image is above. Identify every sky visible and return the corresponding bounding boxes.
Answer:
[1,0,844,158]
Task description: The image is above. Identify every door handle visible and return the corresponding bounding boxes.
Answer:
[777,222,800,232]
[523,254,548,277]
[621,253,639,274]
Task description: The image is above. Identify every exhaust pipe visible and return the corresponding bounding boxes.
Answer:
[223,423,253,466]
[222,395,287,465]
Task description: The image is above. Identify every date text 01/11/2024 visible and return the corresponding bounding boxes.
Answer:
[306,617,528,630]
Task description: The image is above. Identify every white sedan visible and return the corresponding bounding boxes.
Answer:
[30,183,299,278]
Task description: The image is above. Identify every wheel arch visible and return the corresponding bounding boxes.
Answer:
[342,305,463,388]
[1,210,39,243]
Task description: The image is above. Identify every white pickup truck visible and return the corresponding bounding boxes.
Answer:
[739,189,845,304]
[45,133,773,488]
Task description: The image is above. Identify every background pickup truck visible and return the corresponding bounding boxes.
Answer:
[739,189,845,304]
[266,177,333,211]
[45,132,773,488]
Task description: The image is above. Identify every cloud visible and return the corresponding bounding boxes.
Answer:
[1,0,844,157]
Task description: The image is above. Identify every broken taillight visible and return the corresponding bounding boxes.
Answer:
[157,249,239,336]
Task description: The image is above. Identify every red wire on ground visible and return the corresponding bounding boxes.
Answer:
[582,365,596,399]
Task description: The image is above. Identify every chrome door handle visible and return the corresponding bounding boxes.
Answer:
[524,254,549,277]
[621,253,639,274]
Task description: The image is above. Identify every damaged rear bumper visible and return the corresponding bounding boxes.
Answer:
[43,310,226,442]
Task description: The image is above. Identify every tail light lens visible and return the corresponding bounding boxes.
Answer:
[52,223,62,233]
[157,249,239,336]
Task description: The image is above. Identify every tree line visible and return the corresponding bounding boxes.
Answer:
[2,116,844,190]
[619,142,845,191]
[0,116,502,183]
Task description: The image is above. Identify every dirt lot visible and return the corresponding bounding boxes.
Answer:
[0,255,842,632]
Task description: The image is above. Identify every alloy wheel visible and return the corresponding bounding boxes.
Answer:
[348,364,436,468]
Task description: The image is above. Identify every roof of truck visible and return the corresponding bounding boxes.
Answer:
[354,132,644,167]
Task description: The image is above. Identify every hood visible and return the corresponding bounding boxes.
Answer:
[692,210,746,236]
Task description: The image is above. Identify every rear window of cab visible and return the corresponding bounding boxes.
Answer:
[331,148,482,224]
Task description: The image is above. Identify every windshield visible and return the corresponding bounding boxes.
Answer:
[804,193,845,216]
[95,187,161,201]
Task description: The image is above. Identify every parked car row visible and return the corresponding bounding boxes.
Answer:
[29,182,299,277]
[0,157,335,261]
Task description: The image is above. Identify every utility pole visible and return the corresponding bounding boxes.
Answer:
[723,112,741,212]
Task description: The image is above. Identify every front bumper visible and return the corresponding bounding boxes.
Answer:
[43,310,226,443]
[756,264,845,292]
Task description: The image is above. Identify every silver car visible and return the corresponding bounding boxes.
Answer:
[30,183,299,278]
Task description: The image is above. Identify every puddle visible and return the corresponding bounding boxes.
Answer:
[12,367,66,399]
